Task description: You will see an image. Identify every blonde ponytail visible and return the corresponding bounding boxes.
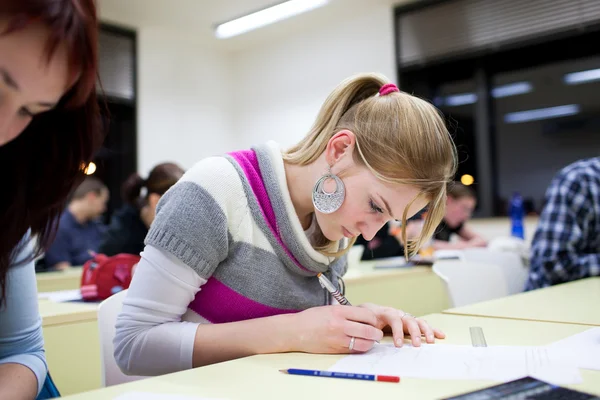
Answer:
[285,73,387,165]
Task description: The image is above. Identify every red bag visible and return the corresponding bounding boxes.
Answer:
[80,253,140,301]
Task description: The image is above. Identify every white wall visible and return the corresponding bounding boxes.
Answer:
[136,28,233,174]
[100,0,400,171]
[230,1,397,150]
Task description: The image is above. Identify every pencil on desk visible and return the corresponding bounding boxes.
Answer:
[280,368,400,383]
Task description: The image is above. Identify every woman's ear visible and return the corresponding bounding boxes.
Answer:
[325,130,356,166]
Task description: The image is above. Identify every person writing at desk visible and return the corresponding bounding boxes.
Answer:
[0,0,102,398]
[430,182,486,250]
[44,177,109,271]
[114,74,457,377]
[388,183,486,254]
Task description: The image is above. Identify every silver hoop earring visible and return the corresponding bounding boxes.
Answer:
[312,168,345,214]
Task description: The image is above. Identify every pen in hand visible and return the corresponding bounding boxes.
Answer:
[317,272,381,344]
[317,272,351,305]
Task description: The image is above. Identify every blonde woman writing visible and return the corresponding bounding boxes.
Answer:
[114,74,458,376]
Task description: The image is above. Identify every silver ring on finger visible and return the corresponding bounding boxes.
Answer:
[348,336,356,351]
[401,312,414,320]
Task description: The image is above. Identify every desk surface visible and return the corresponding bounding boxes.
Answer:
[36,267,83,281]
[444,277,600,326]
[39,298,97,327]
[345,257,433,282]
[61,313,600,400]
[344,258,448,316]
[36,267,83,292]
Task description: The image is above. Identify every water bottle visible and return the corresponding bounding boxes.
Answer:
[509,192,525,239]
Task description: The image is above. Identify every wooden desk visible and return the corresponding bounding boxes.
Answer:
[345,258,449,316]
[444,277,600,326]
[40,300,101,396]
[36,267,83,293]
[59,314,600,399]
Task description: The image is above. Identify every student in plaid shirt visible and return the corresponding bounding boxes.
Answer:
[525,157,600,290]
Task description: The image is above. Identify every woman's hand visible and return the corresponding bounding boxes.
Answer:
[288,305,384,354]
[358,303,445,347]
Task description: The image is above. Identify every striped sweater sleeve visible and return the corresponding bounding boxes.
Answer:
[145,156,248,278]
[114,157,248,376]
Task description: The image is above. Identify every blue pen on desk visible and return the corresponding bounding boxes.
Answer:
[317,273,351,305]
[280,368,400,383]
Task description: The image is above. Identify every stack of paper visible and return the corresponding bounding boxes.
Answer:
[38,289,82,302]
[548,327,600,371]
[330,327,600,385]
[329,343,582,384]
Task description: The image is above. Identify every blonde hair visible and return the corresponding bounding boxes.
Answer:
[283,73,457,257]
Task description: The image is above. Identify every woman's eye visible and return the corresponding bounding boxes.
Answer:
[369,199,384,214]
[19,107,34,118]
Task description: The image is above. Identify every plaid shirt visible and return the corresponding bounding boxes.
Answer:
[525,157,600,290]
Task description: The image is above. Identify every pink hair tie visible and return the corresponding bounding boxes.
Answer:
[379,83,400,96]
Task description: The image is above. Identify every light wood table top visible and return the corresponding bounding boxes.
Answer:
[61,313,600,399]
[346,256,432,278]
[444,277,600,326]
[344,257,449,316]
[36,267,83,292]
[39,298,97,327]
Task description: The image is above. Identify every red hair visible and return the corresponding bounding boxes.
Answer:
[0,0,104,304]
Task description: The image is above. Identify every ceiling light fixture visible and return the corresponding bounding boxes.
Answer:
[491,81,532,98]
[504,104,580,124]
[215,0,329,39]
[564,68,600,85]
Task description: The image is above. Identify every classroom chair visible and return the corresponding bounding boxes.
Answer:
[434,248,528,295]
[97,290,145,386]
[433,259,509,307]
[462,248,528,295]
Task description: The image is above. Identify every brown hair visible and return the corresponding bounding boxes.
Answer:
[121,163,185,207]
[71,177,108,200]
[0,0,103,305]
[447,181,476,200]
[284,73,457,257]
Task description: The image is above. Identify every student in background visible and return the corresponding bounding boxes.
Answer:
[427,182,486,250]
[525,157,600,290]
[355,223,405,260]
[99,163,185,256]
[384,183,485,254]
[44,178,109,271]
[355,212,426,260]
[0,1,102,398]
[114,74,457,377]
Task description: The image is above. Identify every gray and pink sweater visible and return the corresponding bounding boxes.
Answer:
[114,141,347,376]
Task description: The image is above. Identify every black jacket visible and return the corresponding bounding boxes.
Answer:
[98,205,148,256]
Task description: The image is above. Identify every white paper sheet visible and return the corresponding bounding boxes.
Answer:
[38,289,82,302]
[548,327,600,371]
[113,393,224,400]
[329,343,582,385]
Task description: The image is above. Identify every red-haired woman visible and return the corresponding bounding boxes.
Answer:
[0,1,103,398]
